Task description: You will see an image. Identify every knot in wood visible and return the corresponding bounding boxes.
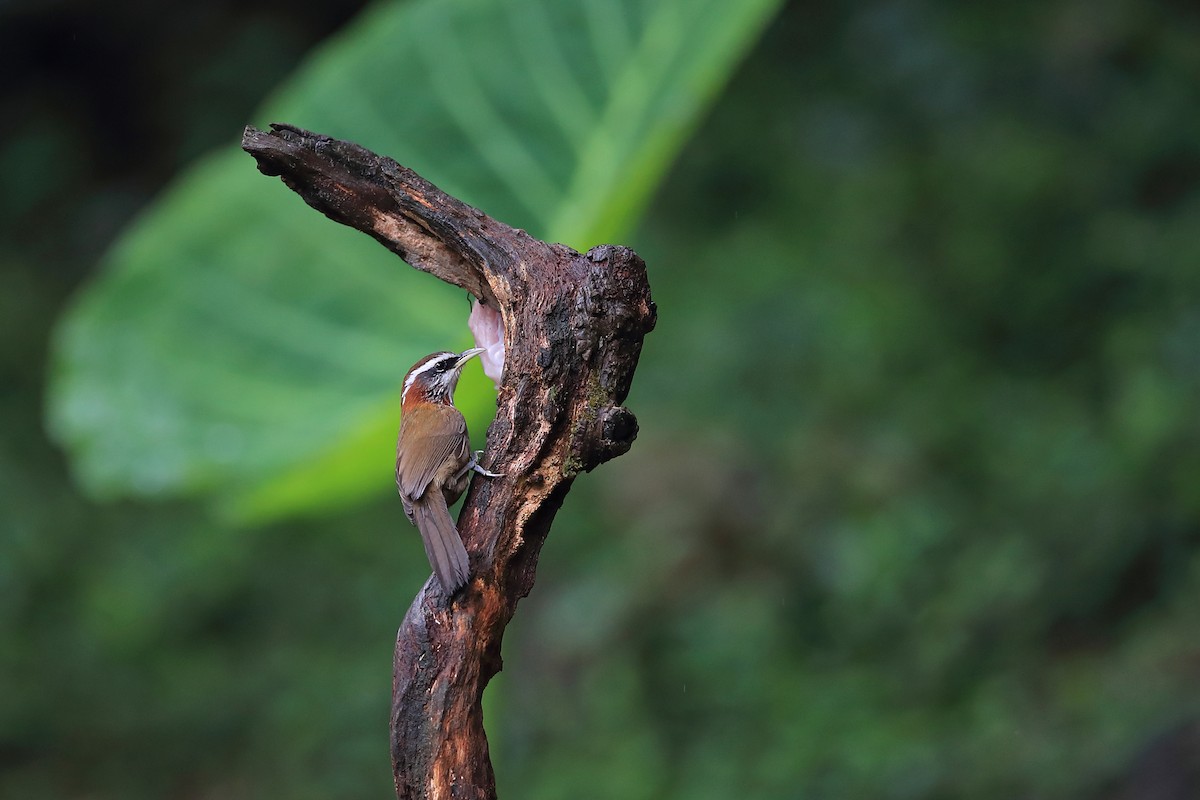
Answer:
[596,405,639,465]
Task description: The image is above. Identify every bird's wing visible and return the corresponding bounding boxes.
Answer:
[395,404,469,502]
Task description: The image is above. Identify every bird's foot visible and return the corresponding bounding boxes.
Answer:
[469,450,503,478]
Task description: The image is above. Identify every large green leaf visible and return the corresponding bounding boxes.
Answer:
[48,0,781,521]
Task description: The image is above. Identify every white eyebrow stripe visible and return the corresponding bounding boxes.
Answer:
[402,354,451,400]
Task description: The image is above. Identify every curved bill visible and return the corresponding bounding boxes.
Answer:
[454,347,487,370]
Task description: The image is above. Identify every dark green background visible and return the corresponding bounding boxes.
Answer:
[4,1,1199,797]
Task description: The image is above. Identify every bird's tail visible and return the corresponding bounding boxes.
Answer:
[412,492,470,595]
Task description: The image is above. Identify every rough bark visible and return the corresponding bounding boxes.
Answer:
[242,123,656,800]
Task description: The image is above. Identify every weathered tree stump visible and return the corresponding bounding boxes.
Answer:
[242,123,656,800]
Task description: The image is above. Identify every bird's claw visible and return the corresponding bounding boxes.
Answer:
[469,450,504,478]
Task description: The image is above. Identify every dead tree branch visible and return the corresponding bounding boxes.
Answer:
[242,123,655,800]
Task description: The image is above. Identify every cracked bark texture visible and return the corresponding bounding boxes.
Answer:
[242,123,656,800]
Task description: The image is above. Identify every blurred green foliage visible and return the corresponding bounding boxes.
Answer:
[5,0,1200,799]
[46,0,779,522]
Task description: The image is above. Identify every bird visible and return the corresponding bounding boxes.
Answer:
[395,347,499,595]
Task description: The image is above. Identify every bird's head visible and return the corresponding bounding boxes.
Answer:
[401,348,485,407]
